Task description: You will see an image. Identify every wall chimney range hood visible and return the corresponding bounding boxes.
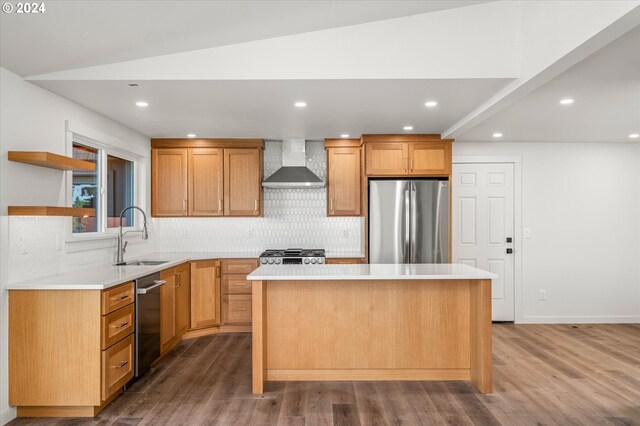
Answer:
[262,139,325,189]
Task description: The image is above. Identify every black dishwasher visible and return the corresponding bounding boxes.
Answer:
[135,273,166,377]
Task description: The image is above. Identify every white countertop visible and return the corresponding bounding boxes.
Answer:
[7,251,259,290]
[248,263,497,281]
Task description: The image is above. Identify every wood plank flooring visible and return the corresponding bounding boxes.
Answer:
[9,324,640,425]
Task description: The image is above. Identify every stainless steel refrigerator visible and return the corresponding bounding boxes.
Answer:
[369,179,449,264]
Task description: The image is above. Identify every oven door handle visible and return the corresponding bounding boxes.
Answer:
[137,280,166,294]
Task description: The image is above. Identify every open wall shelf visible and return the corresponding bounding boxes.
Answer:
[8,151,96,172]
[8,207,96,217]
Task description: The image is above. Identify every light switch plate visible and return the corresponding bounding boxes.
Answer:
[523,228,531,239]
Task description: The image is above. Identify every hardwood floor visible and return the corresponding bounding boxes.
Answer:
[9,324,640,425]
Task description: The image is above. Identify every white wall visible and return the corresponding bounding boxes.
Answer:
[0,67,151,424]
[453,141,640,323]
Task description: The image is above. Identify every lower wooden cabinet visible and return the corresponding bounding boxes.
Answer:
[326,258,366,264]
[175,263,191,335]
[223,294,252,324]
[9,281,135,418]
[101,335,134,401]
[221,259,258,328]
[190,259,221,329]
[161,262,192,354]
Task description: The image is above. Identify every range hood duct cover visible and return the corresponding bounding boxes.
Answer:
[262,139,325,189]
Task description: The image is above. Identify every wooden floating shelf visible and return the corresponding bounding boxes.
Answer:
[8,151,96,172]
[8,207,96,217]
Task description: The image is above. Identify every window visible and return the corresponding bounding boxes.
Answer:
[71,139,137,235]
[107,154,134,228]
[72,144,99,233]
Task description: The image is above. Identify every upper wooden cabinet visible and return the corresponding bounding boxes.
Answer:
[409,142,451,175]
[224,149,262,216]
[152,149,188,216]
[365,143,408,175]
[151,139,264,218]
[188,148,223,216]
[363,135,452,177]
[325,139,363,216]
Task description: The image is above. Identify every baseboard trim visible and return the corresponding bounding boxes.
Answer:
[1,407,17,425]
[266,369,471,382]
[520,316,640,324]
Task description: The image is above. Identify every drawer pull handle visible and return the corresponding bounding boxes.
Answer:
[112,294,129,301]
[115,360,128,369]
[114,322,129,329]
[234,307,248,311]
[233,283,247,286]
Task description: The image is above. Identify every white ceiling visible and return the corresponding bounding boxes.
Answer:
[1,1,638,143]
[34,78,510,139]
[457,26,640,143]
[0,0,488,76]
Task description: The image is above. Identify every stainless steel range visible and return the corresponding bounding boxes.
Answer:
[259,248,325,265]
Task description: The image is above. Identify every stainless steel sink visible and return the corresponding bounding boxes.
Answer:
[116,260,169,266]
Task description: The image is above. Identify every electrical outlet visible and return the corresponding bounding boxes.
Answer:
[342,229,349,238]
[523,228,531,239]
[247,228,255,238]
[183,229,190,238]
[539,290,547,301]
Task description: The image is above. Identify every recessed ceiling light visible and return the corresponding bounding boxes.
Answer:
[559,98,574,105]
[135,101,148,107]
[294,101,307,107]
[340,134,350,138]
[187,133,196,138]
[403,126,414,131]
[630,133,639,139]
[424,101,438,107]
[492,132,503,138]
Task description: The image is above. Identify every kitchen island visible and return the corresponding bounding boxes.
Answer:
[247,263,497,394]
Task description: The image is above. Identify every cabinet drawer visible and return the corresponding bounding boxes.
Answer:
[102,334,134,401]
[223,274,252,294]
[224,295,252,324]
[222,259,258,274]
[101,282,134,315]
[326,258,365,264]
[101,304,135,350]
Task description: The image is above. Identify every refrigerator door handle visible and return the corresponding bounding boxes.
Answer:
[404,186,410,263]
[410,181,417,263]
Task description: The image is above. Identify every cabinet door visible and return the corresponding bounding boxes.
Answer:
[365,143,408,176]
[152,149,188,216]
[409,142,451,176]
[160,269,177,354]
[188,148,224,216]
[175,263,190,335]
[190,260,221,329]
[327,147,361,216]
[224,149,262,216]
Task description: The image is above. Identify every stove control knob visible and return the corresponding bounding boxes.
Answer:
[275,259,281,264]
[304,258,311,264]
[311,258,317,264]
[261,258,268,264]
[317,258,324,264]
[268,259,274,264]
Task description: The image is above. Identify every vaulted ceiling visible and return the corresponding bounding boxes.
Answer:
[1,1,639,142]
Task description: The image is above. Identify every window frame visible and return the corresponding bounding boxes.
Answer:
[66,133,142,242]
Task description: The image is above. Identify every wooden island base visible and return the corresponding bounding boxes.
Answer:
[252,279,492,394]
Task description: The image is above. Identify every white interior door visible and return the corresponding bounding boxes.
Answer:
[452,163,515,321]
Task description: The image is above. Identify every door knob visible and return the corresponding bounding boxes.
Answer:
[506,248,513,254]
